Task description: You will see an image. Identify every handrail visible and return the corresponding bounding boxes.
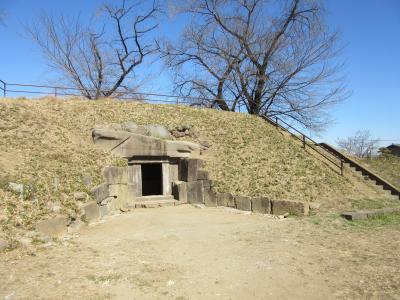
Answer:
[263,115,344,175]
[3,81,237,105]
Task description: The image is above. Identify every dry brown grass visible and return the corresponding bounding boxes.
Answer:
[0,98,396,245]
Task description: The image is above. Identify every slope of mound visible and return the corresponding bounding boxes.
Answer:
[0,98,394,244]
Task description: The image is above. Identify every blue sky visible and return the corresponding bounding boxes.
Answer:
[0,0,399,146]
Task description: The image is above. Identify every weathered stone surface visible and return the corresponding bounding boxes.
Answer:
[128,165,142,197]
[99,196,114,206]
[93,129,201,159]
[204,189,217,207]
[169,163,179,182]
[162,163,171,195]
[108,185,129,210]
[92,128,132,151]
[271,200,309,216]
[36,216,69,237]
[341,208,400,221]
[91,183,109,203]
[179,159,203,182]
[103,166,128,184]
[73,192,88,201]
[109,184,128,198]
[186,181,204,204]
[82,201,100,222]
[67,220,85,234]
[95,123,172,139]
[144,125,172,139]
[172,181,188,203]
[197,170,210,180]
[235,196,252,211]
[216,193,235,207]
[341,211,369,221]
[251,197,270,214]
[0,238,9,251]
[99,205,109,218]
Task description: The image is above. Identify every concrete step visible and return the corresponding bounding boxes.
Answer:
[135,195,175,202]
[130,195,179,208]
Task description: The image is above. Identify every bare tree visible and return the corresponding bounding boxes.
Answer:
[28,0,160,99]
[337,130,380,158]
[164,0,348,129]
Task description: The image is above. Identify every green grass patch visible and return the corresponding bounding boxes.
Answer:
[86,273,122,284]
[346,212,400,229]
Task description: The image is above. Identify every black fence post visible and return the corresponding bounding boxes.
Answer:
[340,160,344,176]
[0,80,6,97]
[275,117,278,127]
[302,135,306,148]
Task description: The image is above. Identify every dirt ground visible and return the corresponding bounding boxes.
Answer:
[1,205,400,300]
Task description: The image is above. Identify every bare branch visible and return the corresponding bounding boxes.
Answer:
[28,0,160,99]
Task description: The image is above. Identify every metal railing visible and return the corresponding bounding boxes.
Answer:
[0,80,241,106]
[264,116,344,175]
[0,78,344,175]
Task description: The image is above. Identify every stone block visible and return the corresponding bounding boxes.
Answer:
[103,166,128,184]
[128,165,142,196]
[197,170,210,180]
[271,200,309,216]
[99,205,109,218]
[82,201,100,222]
[91,183,109,203]
[73,192,88,201]
[169,163,179,182]
[251,197,270,214]
[204,189,217,207]
[235,196,252,211]
[0,238,9,251]
[216,193,235,207]
[341,211,368,221]
[172,181,188,203]
[36,216,69,238]
[186,181,204,204]
[179,159,203,182]
[67,220,86,234]
[108,185,129,210]
[144,125,172,139]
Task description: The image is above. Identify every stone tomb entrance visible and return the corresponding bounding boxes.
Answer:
[141,163,162,196]
[128,157,178,198]
[91,125,214,209]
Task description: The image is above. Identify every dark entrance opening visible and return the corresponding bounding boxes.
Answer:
[141,163,162,196]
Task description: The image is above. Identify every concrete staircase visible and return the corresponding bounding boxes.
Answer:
[129,195,180,208]
[264,116,399,200]
[319,143,400,199]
